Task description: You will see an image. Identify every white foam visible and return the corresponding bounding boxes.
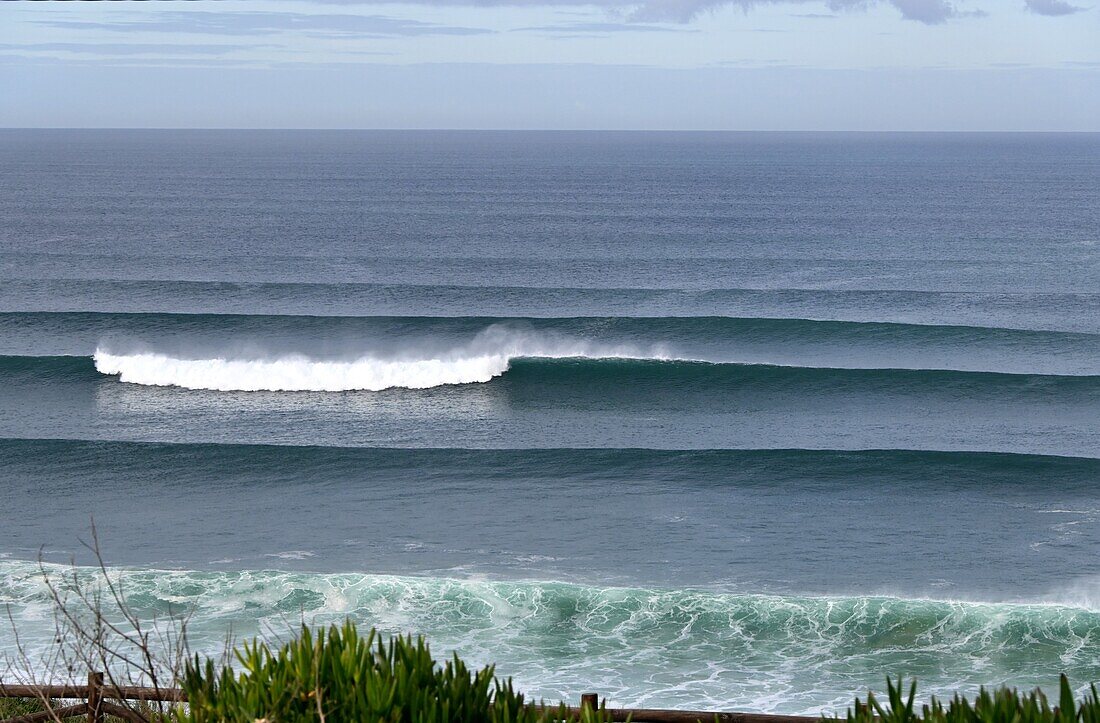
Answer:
[2,559,1098,713]
[93,327,670,392]
[94,349,515,391]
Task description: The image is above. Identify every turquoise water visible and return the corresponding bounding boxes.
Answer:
[4,560,1100,714]
[1,130,1099,712]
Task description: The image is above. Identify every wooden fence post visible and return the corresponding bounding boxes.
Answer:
[87,672,103,723]
[581,693,599,711]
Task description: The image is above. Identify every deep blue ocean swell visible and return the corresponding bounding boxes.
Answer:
[2,439,1100,600]
[3,312,1100,376]
[3,352,1100,399]
[3,284,1100,334]
[2,350,1100,456]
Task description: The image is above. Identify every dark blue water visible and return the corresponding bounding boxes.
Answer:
[1,130,1099,713]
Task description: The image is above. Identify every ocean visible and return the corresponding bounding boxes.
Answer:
[1,129,1099,714]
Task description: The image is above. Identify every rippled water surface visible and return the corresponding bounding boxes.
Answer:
[2,130,1099,712]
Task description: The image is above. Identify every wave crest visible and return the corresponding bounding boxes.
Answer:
[93,350,516,391]
[92,327,669,391]
[4,560,1100,713]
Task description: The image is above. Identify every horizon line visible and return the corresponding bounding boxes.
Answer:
[3,127,1100,133]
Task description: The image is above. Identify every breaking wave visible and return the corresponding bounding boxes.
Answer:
[83,348,1100,398]
[3,559,1100,714]
[93,349,525,391]
[91,330,672,391]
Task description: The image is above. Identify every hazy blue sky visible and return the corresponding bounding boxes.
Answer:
[1,0,1097,129]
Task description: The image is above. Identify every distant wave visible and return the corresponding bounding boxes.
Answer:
[5,312,1100,378]
[7,310,1100,342]
[83,347,1100,391]
[5,437,1100,478]
[91,337,674,391]
[93,349,520,391]
[85,349,1100,393]
[4,282,1100,333]
[2,559,1100,714]
[2,350,1099,397]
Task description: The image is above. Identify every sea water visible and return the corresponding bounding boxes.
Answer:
[1,130,1099,713]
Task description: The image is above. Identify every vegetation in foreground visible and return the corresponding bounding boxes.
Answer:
[0,697,164,722]
[6,548,612,722]
[181,643,1100,723]
[10,540,1100,721]
[834,675,1100,723]
[176,621,610,723]
[7,610,1100,723]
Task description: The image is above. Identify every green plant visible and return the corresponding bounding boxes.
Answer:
[0,697,168,722]
[834,675,1100,723]
[177,620,612,723]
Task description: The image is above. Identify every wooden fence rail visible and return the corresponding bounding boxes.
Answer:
[0,674,821,723]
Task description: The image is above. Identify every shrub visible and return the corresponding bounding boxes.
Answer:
[835,675,1099,723]
[177,621,610,723]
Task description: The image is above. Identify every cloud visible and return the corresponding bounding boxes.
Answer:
[515,21,690,31]
[1024,0,1086,14]
[616,0,972,23]
[37,11,492,38]
[0,53,263,69]
[0,43,268,57]
[302,0,983,23]
[31,0,991,28]
[888,0,958,23]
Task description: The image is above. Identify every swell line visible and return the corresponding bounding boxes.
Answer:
[4,310,1100,338]
[3,281,1100,333]
[3,353,1100,396]
[5,313,1100,379]
[4,438,1100,473]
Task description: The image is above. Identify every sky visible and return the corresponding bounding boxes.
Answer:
[0,0,1097,129]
